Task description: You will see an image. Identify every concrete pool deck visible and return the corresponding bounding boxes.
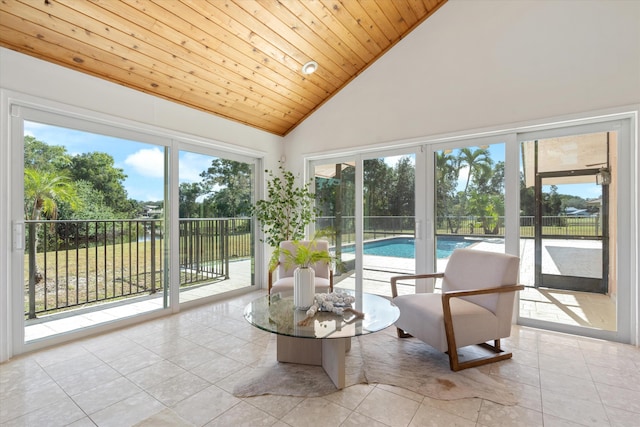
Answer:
[334,238,615,332]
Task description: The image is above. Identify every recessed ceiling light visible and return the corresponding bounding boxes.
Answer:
[302,61,318,75]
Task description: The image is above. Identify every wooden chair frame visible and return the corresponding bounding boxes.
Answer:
[391,273,524,371]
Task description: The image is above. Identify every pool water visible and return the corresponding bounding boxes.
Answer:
[344,237,474,259]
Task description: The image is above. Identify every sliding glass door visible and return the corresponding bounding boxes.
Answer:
[177,147,255,305]
[11,106,259,352]
[311,150,417,297]
[428,138,509,292]
[312,159,358,292]
[19,117,170,344]
[518,125,622,337]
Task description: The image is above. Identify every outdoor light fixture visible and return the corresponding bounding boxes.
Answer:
[302,60,318,75]
[596,167,611,185]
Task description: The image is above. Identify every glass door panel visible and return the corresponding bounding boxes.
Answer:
[362,155,416,295]
[433,143,506,283]
[178,152,255,303]
[519,131,616,333]
[313,161,356,293]
[22,121,169,342]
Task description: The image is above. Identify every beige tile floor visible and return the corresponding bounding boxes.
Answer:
[3,289,639,427]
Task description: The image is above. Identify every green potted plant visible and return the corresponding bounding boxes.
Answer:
[251,163,318,269]
[280,240,334,270]
[280,239,334,310]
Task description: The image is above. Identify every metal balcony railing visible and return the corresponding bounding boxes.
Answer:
[24,218,252,319]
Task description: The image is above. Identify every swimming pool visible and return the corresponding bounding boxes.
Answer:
[343,236,475,259]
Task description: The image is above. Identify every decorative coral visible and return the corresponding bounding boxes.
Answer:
[297,292,365,326]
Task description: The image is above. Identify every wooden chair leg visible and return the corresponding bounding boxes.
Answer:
[396,327,412,338]
[449,339,514,371]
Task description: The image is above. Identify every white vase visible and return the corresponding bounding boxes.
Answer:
[294,266,315,310]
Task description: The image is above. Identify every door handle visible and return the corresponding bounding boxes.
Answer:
[13,220,24,250]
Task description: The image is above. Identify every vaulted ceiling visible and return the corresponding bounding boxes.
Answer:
[0,0,446,136]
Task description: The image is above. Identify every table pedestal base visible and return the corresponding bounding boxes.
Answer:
[276,335,351,389]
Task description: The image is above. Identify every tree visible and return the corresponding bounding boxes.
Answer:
[24,168,78,222]
[392,156,415,218]
[24,168,79,282]
[544,185,562,216]
[363,159,393,216]
[458,147,492,197]
[58,180,115,220]
[70,152,132,215]
[520,172,535,216]
[435,150,460,233]
[179,182,204,218]
[200,159,252,217]
[24,135,72,172]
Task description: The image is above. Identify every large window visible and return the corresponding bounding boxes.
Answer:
[11,108,258,351]
[309,116,634,344]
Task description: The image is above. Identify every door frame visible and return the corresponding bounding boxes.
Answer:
[517,118,633,343]
[534,169,608,293]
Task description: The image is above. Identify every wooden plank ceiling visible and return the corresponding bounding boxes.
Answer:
[0,0,446,136]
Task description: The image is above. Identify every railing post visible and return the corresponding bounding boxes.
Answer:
[28,222,37,319]
[150,221,156,294]
[224,219,230,279]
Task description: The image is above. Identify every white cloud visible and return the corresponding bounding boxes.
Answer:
[179,152,214,183]
[124,147,165,178]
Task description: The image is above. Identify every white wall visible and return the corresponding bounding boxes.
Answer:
[0,48,283,361]
[284,0,640,167]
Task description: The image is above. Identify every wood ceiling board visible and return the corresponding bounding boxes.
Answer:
[0,0,447,136]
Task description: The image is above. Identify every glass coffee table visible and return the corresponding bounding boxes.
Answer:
[244,291,399,389]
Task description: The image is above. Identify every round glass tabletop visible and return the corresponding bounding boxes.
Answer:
[244,291,399,339]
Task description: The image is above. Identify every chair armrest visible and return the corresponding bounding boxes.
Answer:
[442,284,525,302]
[390,273,444,298]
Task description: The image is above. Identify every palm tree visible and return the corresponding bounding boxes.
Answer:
[24,168,78,286]
[435,150,459,233]
[457,148,492,225]
[457,147,492,196]
[24,168,78,222]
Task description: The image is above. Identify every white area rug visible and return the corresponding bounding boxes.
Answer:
[232,330,517,405]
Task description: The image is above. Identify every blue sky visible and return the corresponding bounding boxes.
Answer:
[25,122,599,202]
[25,121,213,202]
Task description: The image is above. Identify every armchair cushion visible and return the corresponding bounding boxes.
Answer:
[268,240,333,295]
[394,293,499,352]
[271,276,331,295]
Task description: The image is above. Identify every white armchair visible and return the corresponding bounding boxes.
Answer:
[391,248,523,371]
[268,240,333,295]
